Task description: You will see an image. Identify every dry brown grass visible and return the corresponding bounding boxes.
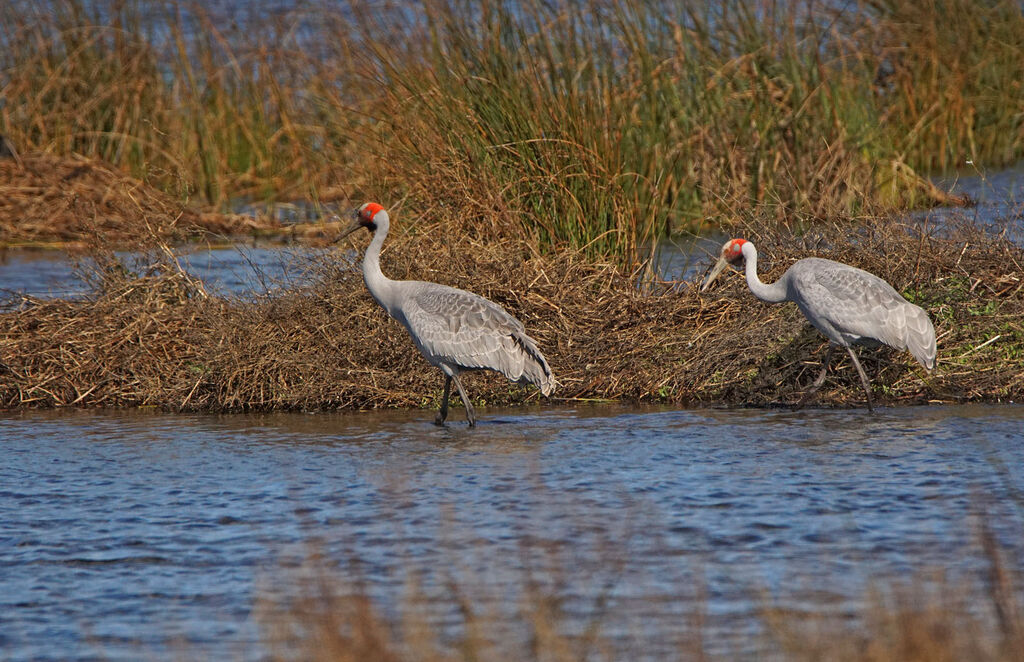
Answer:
[0,151,282,248]
[765,527,1024,662]
[0,208,1020,412]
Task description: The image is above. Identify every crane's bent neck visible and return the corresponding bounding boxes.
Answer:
[361,220,400,313]
[742,242,788,303]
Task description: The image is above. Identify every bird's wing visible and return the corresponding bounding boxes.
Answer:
[792,260,935,368]
[402,283,554,387]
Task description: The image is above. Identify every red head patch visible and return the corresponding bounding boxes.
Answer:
[358,202,385,225]
[725,238,747,263]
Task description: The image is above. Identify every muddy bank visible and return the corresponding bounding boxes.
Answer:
[0,215,1020,412]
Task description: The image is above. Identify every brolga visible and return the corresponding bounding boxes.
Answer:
[701,238,936,411]
[336,203,556,426]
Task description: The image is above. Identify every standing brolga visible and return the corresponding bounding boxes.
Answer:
[702,238,936,411]
[336,203,556,426]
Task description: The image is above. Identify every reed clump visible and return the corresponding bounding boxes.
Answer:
[1,213,1020,412]
[2,1,1021,263]
[0,151,282,248]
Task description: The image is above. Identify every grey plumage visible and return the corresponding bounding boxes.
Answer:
[702,239,936,410]
[399,283,556,393]
[785,258,936,371]
[337,203,555,426]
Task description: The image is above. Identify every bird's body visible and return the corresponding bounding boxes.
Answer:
[757,257,936,368]
[339,203,555,425]
[703,239,936,410]
[365,278,556,394]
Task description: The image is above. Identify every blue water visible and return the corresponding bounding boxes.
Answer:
[922,162,1024,243]
[1,404,1022,660]
[0,239,709,299]
[0,245,325,299]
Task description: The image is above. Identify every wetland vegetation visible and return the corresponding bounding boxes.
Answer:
[1,0,1022,258]
[261,527,1024,662]
[0,0,1022,411]
[1,215,1022,411]
[1,2,1023,658]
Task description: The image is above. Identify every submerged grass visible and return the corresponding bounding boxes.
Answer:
[1,210,1020,412]
[1,0,1021,263]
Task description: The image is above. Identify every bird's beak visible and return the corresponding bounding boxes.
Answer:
[701,256,730,292]
[333,215,363,244]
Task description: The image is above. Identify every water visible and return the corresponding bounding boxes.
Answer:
[935,162,1024,213]
[0,245,323,299]
[0,237,705,298]
[922,161,1024,243]
[0,170,1021,658]
[2,404,1023,660]
[649,231,726,282]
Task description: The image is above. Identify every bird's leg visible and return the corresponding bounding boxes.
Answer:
[435,375,453,426]
[451,374,476,427]
[796,345,834,410]
[845,346,875,413]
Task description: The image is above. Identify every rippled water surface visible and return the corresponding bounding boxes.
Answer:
[2,404,1023,660]
[0,245,317,299]
[921,162,1024,244]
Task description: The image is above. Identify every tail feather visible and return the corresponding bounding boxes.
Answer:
[904,304,937,371]
[511,331,557,396]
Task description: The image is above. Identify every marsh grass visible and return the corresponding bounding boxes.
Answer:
[764,525,1024,662]
[0,151,281,247]
[1,211,1020,412]
[859,0,1024,174]
[1,0,1021,263]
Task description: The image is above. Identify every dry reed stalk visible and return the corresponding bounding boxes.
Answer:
[763,521,1024,662]
[3,0,1018,264]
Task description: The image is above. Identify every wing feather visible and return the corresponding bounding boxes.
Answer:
[398,282,556,393]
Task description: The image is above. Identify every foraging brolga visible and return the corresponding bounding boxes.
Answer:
[701,238,936,411]
[336,203,556,426]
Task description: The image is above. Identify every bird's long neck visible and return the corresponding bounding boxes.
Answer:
[362,221,399,313]
[742,242,788,303]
